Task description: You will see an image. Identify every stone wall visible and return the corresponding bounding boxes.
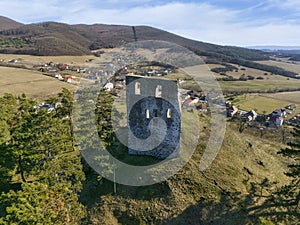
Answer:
[126,75,181,159]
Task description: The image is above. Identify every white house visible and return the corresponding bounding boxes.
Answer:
[104,82,114,91]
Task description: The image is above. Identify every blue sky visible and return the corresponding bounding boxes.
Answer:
[1,0,300,46]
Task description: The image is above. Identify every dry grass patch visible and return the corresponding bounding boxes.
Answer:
[258,59,300,74]
[0,54,99,68]
[0,66,76,99]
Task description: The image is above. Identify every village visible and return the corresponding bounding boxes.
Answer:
[9,57,297,129]
[96,61,300,129]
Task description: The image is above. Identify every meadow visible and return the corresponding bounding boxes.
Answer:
[0,53,99,68]
[0,66,76,99]
[230,92,300,117]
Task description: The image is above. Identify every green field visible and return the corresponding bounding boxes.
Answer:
[219,77,300,93]
[230,92,300,116]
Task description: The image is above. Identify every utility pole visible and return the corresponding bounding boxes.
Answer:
[113,165,117,194]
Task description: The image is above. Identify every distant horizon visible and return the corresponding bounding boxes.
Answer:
[246,45,300,50]
[1,1,300,47]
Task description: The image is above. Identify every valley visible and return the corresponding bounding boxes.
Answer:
[0,16,299,225]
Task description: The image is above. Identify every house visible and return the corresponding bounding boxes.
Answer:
[8,59,18,63]
[34,103,55,113]
[178,78,185,84]
[285,104,297,110]
[227,105,238,117]
[64,76,74,83]
[275,117,284,126]
[196,103,207,112]
[104,82,114,91]
[271,109,286,118]
[54,74,63,80]
[71,67,80,73]
[268,109,287,126]
[58,63,69,70]
[244,110,257,121]
[287,117,299,126]
[183,97,199,107]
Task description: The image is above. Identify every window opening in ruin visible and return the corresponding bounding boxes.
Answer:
[167,109,172,118]
[155,85,162,98]
[135,82,141,95]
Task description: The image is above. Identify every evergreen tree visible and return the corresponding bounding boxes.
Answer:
[0,181,86,225]
[277,127,300,220]
[0,90,87,224]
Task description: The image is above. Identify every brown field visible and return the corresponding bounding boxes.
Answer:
[207,63,300,92]
[257,59,300,74]
[261,91,300,104]
[0,66,76,99]
[0,54,99,68]
[208,63,271,79]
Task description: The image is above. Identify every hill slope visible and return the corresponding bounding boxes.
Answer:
[1,17,298,78]
[0,16,23,31]
[81,118,292,224]
[0,18,268,62]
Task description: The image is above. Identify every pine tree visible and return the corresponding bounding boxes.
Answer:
[277,127,300,218]
[0,181,86,224]
[0,90,87,224]
[0,94,18,187]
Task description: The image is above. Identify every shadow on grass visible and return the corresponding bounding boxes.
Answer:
[79,154,172,209]
[163,179,299,225]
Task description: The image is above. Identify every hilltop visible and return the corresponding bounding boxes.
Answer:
[0,16,267,61]
[0,16,23,31]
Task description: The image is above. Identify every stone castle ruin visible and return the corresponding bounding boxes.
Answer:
[126,75,181,159]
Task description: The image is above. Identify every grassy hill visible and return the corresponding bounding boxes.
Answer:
[80,115,293,224]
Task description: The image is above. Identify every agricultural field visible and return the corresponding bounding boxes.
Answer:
[0,53,99,68]
[261,91,300,103]
[207,63,300,93]
[230,92,300,117]
[257,59,300,74]
[218,77,300,93]
[0,66,76,99]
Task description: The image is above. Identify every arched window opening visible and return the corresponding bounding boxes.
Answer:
[135,82,141,95]
[167,109,172,118]
[146,109,150,119]
[155,85,162,98]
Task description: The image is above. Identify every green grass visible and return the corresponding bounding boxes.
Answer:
[230,92,300,118]
[231,94,291,114]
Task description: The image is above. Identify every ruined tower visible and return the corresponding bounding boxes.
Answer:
[126,75,181,159]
